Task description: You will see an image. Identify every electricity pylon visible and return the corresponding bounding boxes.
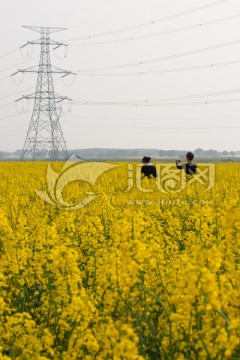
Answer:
[13,26,73,160]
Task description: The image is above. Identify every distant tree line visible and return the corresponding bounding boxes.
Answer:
[158,148,238,158]
[73,148,239,159]
[0,148,239,160]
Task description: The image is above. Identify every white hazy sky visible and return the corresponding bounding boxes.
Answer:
[1,0,240,151]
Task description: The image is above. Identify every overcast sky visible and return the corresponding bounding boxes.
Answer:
[1,0,240,151]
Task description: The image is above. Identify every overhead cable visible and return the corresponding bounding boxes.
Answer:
[0,112,29,122]
[0,75,10,82]
[64,122,240,130]
[78,39,240,72]
[70,13,240,47]
[67,114,240,121]
[147,88,240,102]
[0,48,19,61]
[73,98,240,106]
[0,87,34,101]
[0,102,18,109]
[66,0,231,42]
[72,88,240,106]
[0,56,38,74]
[77,58,240,76]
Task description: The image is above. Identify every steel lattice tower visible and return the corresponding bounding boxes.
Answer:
[13,26,73,160]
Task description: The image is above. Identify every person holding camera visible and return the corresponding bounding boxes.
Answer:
[175,152,197,175]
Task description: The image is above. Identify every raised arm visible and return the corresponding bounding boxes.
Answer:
[175,160,182,169]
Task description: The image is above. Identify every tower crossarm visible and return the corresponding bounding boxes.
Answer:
[23,25,67,34]
[11,65,75,76]
[16,94,72,102]
[21,39,68,48]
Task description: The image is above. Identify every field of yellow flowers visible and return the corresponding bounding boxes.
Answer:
[0,161,239,359]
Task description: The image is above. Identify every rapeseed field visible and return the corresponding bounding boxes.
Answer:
[0,161,239,359]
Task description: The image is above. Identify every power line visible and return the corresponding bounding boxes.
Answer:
[0,101,16,109]
[77,58,240,76]
[0,87,34,101]
[1,86,240,109]
[78,39,240,72]
[147,88,240,102]
[0,75,65,103]
[66,0,231,42]
[0,48,19,61]
[0,56,38,74]
[70,13,240,47]
[75,88,240,104]
[64,122,240,130]
[0,112,29,122]
[68,0,181,31]
[67,114,240,121]
[73,98,240,106]
[0,75,11,82]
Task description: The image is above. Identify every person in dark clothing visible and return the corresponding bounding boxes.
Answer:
[175,152,197,175]
[141,156,157,178]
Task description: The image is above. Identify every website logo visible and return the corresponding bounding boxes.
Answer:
[126,163,215,193]
[36,155,117,210]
